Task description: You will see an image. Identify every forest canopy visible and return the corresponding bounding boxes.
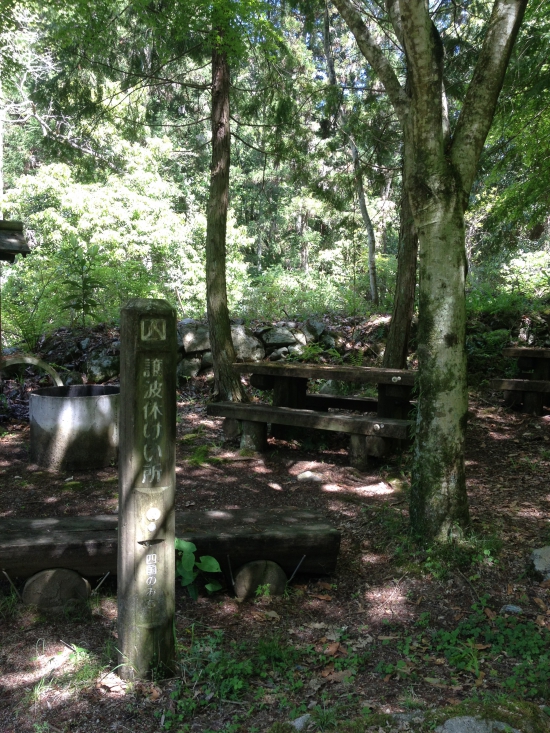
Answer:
[1,0,547,350]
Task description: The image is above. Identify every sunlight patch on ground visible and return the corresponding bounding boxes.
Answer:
[322,481,393,496]
[361,553,385,565]
[363,582,408,620]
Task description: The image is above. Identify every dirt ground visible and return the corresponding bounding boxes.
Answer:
[0,375,549,733]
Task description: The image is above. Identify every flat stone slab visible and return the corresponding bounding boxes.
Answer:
[531,546,550,579]
[0,508,340,579]
[436,717,520,733]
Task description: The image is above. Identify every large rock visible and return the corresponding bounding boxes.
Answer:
[292,331,307,346]
[260,327,297,348]
[303,319,325,340]
[231,325,265,362]
[86,351,120,383]
[530,546,550,579]
[177,357,201,380]
[436,718,520,733]
[234,560,287,600]
[22,568,91,612]
[177,322,210,353]
[269,347,289,361]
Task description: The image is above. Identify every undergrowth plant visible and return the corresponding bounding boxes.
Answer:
[163,629,369,731]
[174,539,222,600]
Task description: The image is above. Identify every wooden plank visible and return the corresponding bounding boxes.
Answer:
[207,401,411,438]
[233,362,416,386]
[503,348,550,359]
[304,394,378,412]
[0,509,340,579]
[490,379,550,393]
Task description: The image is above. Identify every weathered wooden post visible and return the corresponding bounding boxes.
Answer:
[118,299,177,679]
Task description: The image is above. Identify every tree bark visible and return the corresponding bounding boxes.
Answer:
[351,142,378,304]
[333,0,527,540]
[205,41,246,402]
[383,184,417,369]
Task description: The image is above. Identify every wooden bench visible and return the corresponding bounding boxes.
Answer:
[490,348,550,415]
[0,508,340,580]
[207,401,412,468]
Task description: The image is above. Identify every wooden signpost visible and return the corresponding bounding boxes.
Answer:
[118,299,177,679]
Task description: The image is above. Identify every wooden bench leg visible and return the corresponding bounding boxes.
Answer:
[223,418,242,441]
[503,390,522,408]
[349,434,387,470]
[524,391,544,416]
[272,376,308,439]
[240,421,267,452]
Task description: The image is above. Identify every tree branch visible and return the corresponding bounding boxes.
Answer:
[398,0,445,174]
[451,0,528,201]
[331,0,409,126]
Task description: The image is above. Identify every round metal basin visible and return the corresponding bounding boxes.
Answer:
[29,385,119,470]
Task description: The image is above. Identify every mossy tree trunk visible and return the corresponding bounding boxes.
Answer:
[383,182,418,370]
[205,40,246,402]
[333,0,528,540]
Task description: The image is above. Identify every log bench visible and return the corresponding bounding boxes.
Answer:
[207,401,412,468]
[0,508,340,580]
[490,348,550,415]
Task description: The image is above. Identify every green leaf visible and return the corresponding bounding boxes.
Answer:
[187,583,199,601]
[177,552,196,573]
[175,538,197,553]
[177,568,198,587]
[195,555,222,573]
[205,580,223,593]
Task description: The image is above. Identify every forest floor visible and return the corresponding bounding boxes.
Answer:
[0,375,550,733]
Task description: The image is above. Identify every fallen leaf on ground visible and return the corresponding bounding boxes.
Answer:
[263,610,280,621]
[424,677,445,687]
[325,669,353,683]
[484,608,497,620]
[317,582,333,591]
[378,635,399,641]
[534,597,547,611]
[324,642,340,656]
[311,594,332,601]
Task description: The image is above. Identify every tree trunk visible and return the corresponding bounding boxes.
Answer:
[205,42,246,402]
[332,0,527,541]
[323,3,377,303]
[351,142,378,304]
[408,176,470,539]
[383,184,418,369]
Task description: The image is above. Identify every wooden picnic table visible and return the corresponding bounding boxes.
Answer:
[490,347,550,415]
[232,362,415,418]
[207,362,417,468]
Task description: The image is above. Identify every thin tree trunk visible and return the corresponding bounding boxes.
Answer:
[351,142,378,304]
[205,41,246,402]
[323,3,377,304]
[383,183,418,369]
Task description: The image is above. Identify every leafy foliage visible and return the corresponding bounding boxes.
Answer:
[174,538,222,600]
